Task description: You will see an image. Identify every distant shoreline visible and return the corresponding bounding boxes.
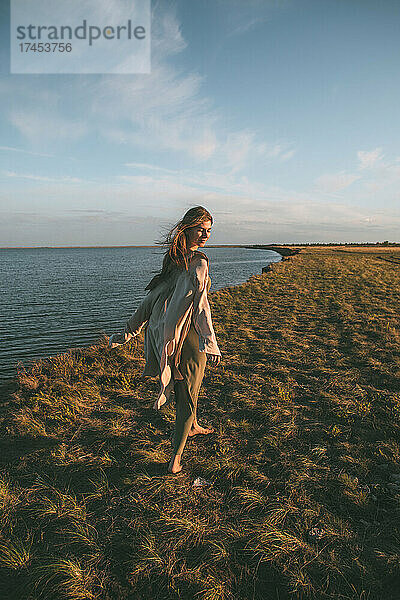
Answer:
[0,243,399,250]
[0,244,247,249]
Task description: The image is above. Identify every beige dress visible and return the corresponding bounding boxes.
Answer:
[109,252,221,410]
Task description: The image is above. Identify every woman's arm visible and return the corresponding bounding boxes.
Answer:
[191,258,222,357]
[109,291,153,348]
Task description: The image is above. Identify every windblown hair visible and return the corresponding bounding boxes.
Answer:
[145,206,213,291]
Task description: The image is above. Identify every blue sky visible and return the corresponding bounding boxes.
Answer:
[1,0,400,246]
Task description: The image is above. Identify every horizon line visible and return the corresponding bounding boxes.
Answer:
[0,242,399,250]
[0,243,286,249]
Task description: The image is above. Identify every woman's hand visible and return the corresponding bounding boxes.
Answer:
[108,332,133,348]
[108,334,122,349]
[207,353,221,365]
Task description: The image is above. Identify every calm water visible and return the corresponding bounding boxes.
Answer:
[0,246,281,380]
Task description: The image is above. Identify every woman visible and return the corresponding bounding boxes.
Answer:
[109,206,222,474]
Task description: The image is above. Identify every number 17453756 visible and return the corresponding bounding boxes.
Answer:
[19,43,72,52]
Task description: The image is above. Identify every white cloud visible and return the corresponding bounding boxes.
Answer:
[3,170,83,183]
[89,55,219,160]
[314,171,361,193]
[352,148,400,201]
[313,148,400,206]
[215,133,295,173]
[116,169,400,235]
[9,111,88,144]
[220,131,255,173]
[151,2,187,57]
[124,162,178,175]
[227,15,270,38]
[121,161,263,195]
[215,0,287,40]
[0,145,54,158]
[358,147,384,170]
[280,149,296,161]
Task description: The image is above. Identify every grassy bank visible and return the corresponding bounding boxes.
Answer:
[1,247,400,599]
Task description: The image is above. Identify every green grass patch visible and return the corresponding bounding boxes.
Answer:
[1,247,400,599]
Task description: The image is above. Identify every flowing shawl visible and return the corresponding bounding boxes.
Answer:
[109,252,221,409]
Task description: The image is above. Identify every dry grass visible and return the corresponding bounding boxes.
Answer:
[0,246,400,599]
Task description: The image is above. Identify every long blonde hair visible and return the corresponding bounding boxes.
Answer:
[145,206,213,291]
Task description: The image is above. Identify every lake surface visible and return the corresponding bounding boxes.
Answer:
[0,246,281,380]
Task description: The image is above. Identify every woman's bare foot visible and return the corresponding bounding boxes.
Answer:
[168,454,182,474]
[188,424,215,437]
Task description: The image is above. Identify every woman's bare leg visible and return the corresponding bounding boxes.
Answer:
[188,394,214,436]
[188,421,214,436]
[169,378,196,473]
[168,454,182,473]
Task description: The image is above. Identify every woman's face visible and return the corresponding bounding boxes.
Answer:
[186,220,212,250]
